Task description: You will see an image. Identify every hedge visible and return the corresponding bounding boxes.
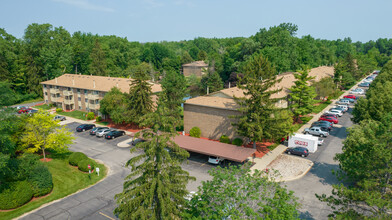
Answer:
[69,152,88,166]
[78,159,97,172]
[56,108,63,113]
[189,127,201,138]
[232,138,243,146]
[28,165,53,197]
[96,116,102,122]
[87,112,95,120]
[219,135,230,144]
[0,181,33,210]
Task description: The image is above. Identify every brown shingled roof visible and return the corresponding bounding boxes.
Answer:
[174,135,255,162]
[182,61,208,67]
[40,74,162,93]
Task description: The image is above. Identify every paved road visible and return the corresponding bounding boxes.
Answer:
[20,122,215,220]
[285,103,356,219]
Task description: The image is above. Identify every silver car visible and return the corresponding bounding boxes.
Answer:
[96,129,112,138]
[303,126,329,137]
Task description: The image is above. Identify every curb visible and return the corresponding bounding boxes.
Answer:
[278,160,314,182]
[117,138,134,148]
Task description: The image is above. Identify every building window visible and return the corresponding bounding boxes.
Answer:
[85,98,88,103]
[79,106,82,110]
[49,85,53,88]
[78,97,81,101]
[77,89,80,93]
[43,85,46,88]
[95,100,99,104]
[44,92,47,96]
[93,91,99,95]
[84,89,88,95]
[68,87,71,91]
[57,94,60,97]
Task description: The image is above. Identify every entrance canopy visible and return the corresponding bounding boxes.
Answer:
[174,135,256,162]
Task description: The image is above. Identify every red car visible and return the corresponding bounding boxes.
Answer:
[319,116,338,124]
[321,113,338,119]
[18,107,32,114]
[344,95,357,100]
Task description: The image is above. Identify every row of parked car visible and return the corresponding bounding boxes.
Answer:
[75,124,126,139]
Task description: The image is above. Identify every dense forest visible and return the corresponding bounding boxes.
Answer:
[1,23,391,105]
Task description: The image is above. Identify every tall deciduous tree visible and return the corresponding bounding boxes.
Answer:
[186,163,299,219]
[21,111,74,160]
[99,87,127,124]
[233,53,292,148]
[289,67,317,121]
[89,39,107,76]
[312,77,337,100]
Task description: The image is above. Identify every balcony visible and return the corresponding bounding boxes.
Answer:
[50,88,60,94]
[89,103,100,110]
[64,99,74,105]
[51,97,63,102]
[63,90,74,96]
[88,93,99,100]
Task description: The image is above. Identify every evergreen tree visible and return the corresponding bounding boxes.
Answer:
[233,53,293,148]
[200,70,223,94]
[89,39,107,76]
[126,67,153,124]
[288,67,317,122]
[197,50,208,61]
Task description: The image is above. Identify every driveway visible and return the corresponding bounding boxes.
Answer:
[284,104,355,219]
[20,122,215,220]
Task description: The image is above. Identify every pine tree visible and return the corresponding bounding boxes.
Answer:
[288,67,317,122]
[126,68,153,124]
[200,70,223,94]
[233,53,293,148]
[89,39,106,76]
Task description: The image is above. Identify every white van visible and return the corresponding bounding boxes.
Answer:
[337,99,350,105]
[336,104,349,111]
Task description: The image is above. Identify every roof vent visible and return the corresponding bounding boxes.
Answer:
[55,78,58,84]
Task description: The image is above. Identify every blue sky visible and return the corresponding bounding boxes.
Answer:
[1,0,391,42]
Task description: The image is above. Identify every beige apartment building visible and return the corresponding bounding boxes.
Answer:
[184,66,334,140]
[41,74,162,115]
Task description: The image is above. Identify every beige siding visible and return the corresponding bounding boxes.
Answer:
[184,103,241,140]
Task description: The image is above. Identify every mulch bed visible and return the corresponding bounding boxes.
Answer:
[99,119,143,133]
[40,158,53,162]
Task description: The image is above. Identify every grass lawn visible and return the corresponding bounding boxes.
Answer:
[96,121,109,126]
[15,97,44,105]
[312,101,332,114]
[57,110,88,121]
[34,104,52,110]
[0,153,107,220]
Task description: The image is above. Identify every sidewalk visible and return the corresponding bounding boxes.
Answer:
[250,144,287,172]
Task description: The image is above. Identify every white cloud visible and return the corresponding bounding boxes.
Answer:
[52,0,115,12]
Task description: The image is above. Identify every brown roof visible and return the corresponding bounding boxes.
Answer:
[40,74,162,93]
[182,61,208,67]
[174,135,256,162]
[185,66,334,109]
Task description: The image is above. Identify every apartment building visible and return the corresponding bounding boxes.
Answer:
[182,61,209,77]
[184,66,334,140]
[41,74,162,115]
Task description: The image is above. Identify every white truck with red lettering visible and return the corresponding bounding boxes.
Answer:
[288,133,318,153]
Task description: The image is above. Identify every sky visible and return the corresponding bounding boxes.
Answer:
[1,0,391,43]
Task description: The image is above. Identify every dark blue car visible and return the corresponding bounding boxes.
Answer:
[286,147,309,157]
[76,124,96,132]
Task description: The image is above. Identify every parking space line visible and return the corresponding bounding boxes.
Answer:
[99,212,116,220]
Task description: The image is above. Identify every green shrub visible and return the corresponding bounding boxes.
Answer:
[0,181,33,210]
[68,152,88,166]
[87,112,95,120]
[96,116,102,122]
[28,165,53,197]
[232,138,243,146]
[219,135,230,144]
[77,159,97,172]
[300,116,313,124]
[56,108,63,113]
[189,127,201,138]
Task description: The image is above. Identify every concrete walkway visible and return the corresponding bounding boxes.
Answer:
[250,144,287,172]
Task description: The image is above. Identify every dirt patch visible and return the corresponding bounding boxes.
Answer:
[267,154,313,181]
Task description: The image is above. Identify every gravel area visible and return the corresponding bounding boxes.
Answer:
[266,154,313,181]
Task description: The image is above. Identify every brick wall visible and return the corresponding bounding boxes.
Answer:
[184,104,241,140]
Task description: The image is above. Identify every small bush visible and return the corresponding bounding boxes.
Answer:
[219,135,230,144]
[78,159,97,172]
[56,108,63,113]
[232,138,243,146]
[0,181,33,210]
[68,152,88,166]
[96,116,102,122]
[189,127,201,138]
[28,165,53,197]
[87,112,95,120]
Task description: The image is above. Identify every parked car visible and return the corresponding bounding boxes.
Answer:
[321,113,338,119]
[303,126,329,137]
[76,124,96,132]
[342,98,355,103]
[18,107,32,114]
[358,82,370,87]
[337,99,350,105]
[335,104,349,112]
[286,147,309,157]
[54,115,66,121]
[317,138,324,146]
[208,156,224,164]
[90,127,109,135]
[332,106,346,113]
[96,128,112,137]
[319,116,338,124]
[344,95,357,100]
[105,130,126,139]
[311,121,333,130]
[350,88,364,95]
[131,138,146,146]
[325,109,342,117]
[27,109,38,115]
[16,106,27,110]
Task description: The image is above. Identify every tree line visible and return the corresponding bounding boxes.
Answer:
[1,23,392,106]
